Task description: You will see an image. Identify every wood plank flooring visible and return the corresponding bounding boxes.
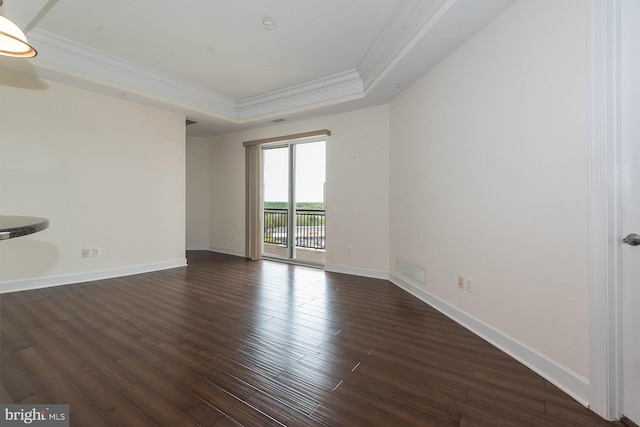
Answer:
[0,251,625,426]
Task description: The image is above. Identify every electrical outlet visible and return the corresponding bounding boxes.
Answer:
[92,247,102,257]
[82,248,90,258]
[465,277,473,293]
[348,246,352,254]
[457,275,464,289]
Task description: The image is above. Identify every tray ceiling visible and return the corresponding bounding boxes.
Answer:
[0,0,517,136]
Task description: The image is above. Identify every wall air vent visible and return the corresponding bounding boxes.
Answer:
[396,257,426,284]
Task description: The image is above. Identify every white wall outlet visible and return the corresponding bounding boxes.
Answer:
[82,248,90,258]
[457,275,465,289]
[92,247,102,257]
[465,277,473,293]
[348,246,352,254]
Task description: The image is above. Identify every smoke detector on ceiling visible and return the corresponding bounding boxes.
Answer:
[262,18,275,31]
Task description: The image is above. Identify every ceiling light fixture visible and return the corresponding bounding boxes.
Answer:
[262,18,275,31]
[0,0,37,58]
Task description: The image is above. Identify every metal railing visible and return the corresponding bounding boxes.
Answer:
[264,208,326,250]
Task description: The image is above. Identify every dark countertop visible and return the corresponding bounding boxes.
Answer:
[0,216,50,240]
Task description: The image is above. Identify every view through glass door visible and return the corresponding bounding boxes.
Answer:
[262,140,326,265]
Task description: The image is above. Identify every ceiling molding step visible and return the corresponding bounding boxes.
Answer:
[357,0,449,91]
[237,70,364,120]
[26,29,369,123]
[19,1,467,125]
[28,29,239,118]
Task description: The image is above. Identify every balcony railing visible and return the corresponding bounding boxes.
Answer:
[264,208,326,250]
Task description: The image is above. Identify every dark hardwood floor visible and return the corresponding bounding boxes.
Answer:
[1,251,625,426]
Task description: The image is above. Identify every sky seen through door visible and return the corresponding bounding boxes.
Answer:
[263,141,326,204]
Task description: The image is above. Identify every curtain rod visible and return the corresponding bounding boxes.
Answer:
[243,129,331,147]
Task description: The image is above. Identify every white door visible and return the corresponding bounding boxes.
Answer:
[621,0,640,423]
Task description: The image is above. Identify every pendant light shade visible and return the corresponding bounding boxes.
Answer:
[0,14,37,58]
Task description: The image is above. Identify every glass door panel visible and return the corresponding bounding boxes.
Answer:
[262,140,326,265]
[262,146,290,259]
[293,141,326,264]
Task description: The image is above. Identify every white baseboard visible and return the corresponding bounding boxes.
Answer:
[208,246,246,258]
[389,272,590,407]
[0,258,187,294]
[324,263,389,280]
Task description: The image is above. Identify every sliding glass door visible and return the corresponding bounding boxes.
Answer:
[262,140,326,265]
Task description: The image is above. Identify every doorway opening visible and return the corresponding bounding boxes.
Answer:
[261,140,326,266]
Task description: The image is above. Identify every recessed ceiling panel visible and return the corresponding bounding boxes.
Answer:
[35,0,402,99]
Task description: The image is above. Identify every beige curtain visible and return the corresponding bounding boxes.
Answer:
[245,144,261,260]
[243,129,331,260]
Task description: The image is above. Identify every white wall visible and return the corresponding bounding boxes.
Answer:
[209,105,390,276]
[389,0,589,392]
[0,70,186,291]
[186,137,211,250]
[208,131,245,256]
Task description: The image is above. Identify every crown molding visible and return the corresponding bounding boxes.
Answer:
[28,28,371,122]
[357,0,451,91]
[237,70,363,120]
[28,29,239,118]
[23,1,454,123]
